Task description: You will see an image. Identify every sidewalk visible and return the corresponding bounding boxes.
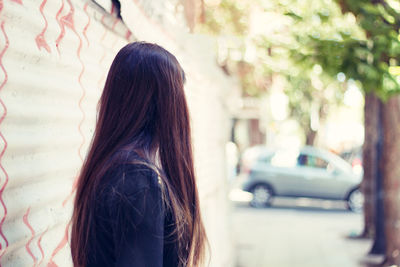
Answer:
[232,199,378,267]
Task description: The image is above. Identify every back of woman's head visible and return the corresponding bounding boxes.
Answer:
[71,42,207,267]
[98,42,186,152]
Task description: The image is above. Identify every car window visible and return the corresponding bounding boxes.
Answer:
[297,154,329,169]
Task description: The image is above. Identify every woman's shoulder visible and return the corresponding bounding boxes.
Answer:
[101,161,162,198]
[94,162,165,243]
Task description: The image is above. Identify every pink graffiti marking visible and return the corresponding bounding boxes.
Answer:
[74,26,86,164]
[54,0,65,53]
[111,16,118,30]
[39,1,68,263]
[60,0,87,208]
[54,0,86,163]
[35,0,51,53]
[10,0,22,4]
[37,228,48,266]
[98,49,106,65]
[110,17,119,50]
[47,221,70,267]
[0,21,9,260]
[111,2,115,14]
[125,30,132,41]
[61,173,78,206]
[50,1,88,262]
[23,208,37,266]
[99,15,107,43]
[97,15,108,89]
[82,3,90,47]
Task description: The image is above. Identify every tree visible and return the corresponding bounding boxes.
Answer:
[280,66,344,145]
[200,0,348,145]
[280,0,400,264]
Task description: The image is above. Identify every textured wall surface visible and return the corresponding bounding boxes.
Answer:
[0,0,237,266]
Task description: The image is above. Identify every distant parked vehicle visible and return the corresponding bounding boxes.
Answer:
[240,146,363,212]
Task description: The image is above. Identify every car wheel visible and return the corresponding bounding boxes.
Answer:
[347,188,364,212]
[250,184,273,208]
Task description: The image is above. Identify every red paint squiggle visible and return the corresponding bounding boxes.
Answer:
[35,0,51,53]
[111,16,118,30]
[54,0,65,54]
[125,30,132,41]
[50,1,88,263]
[61,0,87,207]
[37,228,48,266]
[110,18,119,50]
[23,207,37,266]
[99,15,107,43]
[97,15,108,89]
[10,0,22,4]
[0,21,9,260]
[82,3,90,47]
[47,221,70,267]
[98,50,106,65]
[74,18,86,166]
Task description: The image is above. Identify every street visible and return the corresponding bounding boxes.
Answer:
[232,198,374,267]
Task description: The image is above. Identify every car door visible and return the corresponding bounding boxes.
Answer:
[295,153,352,199]
[264,150,306,197]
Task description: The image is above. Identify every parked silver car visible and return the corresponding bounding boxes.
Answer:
[240,146,363,211]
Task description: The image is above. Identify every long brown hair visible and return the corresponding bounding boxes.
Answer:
[71,42,207,266]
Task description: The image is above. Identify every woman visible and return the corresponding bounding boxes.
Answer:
[71,42,207,267]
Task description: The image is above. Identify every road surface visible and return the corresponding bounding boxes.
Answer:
[232,197,376,267]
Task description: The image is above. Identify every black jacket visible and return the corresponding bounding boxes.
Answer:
[86,162,179,267]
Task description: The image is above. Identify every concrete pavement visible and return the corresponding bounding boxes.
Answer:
[232,198,377,267]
